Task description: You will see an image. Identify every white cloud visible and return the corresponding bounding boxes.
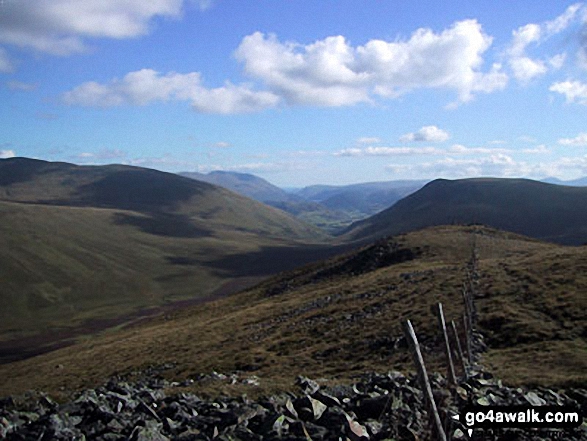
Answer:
[75,148,126,160]
[235,20,507,107]
[199,161,307,174]
[0,0,186,55]
[544,3,583,34]
[336,143,512,157]
[62,69,279,114]
[510,57,547,82]
[384,151,587,180]
[0,47,14,73]
[558,132,587,146]
[548,53,567,70]
[0,149,16,158]
[335,146,441,157]
[356,137,381,144]
[189,81,280,114]
[386,153,533,178]
[523,144,550,154]
[447,144,510,154]
[549,80,587,104]
[506,4,583,82]
[400,126,450,143]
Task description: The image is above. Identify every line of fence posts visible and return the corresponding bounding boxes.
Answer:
[400,235,479,440]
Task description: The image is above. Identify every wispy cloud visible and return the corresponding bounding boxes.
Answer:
[558,132,587,146]
[505,3,583,83]
[335,146,442,157]
[0,149,16,159]
[356,137,381,145]
[74,148,126,161]
[523,144,550,154]
[336,142,510,157]
[386,152,587,180]
[211,141,231,148]
[447,144,510,154]
[386,153,532,178]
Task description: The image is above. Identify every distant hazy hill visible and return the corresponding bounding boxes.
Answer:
[542,176,587,186]
[0,158,335,356]
[180,171,427,233]
[343,178,587,245]
[296,180,427,216]
[180,170,358,233]
[179,170,295,204]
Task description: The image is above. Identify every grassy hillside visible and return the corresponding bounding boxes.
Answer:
[343,177,587,245]
[1,225,584,400]
[0,158,339,359]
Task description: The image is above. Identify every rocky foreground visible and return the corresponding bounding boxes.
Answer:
[1,364,585,441]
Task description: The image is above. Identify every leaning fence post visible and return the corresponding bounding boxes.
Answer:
[402,320,447,441]
[462,313,473,364]
[450,319,467,379]
[434,303,457,386]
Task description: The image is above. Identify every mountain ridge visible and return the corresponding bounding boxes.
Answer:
[343,177,587,245]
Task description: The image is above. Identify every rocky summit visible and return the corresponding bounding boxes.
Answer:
[1,364,586,441]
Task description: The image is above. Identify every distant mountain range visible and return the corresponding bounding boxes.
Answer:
[296,180,427,214]
[180,170,427,232]
[541,176,587,186]
[343,177,587,245]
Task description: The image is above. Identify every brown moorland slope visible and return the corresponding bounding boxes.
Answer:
[0,225,584,400]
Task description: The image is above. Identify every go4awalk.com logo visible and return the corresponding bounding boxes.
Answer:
[452,405,583,437]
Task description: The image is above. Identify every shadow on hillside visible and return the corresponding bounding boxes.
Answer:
[208,242,355,277]
[75,169,206,212]
[113,212,210,238]
[0,158,57,186]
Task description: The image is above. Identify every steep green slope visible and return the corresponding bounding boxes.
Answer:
[343,178,587,245]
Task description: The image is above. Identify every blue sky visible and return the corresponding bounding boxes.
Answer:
[1,0,587,186]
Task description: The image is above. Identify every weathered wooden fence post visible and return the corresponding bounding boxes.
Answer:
[462,313,473,364]
[434,303,457,386]
[402,320,447,441]
[449,319,467,379]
